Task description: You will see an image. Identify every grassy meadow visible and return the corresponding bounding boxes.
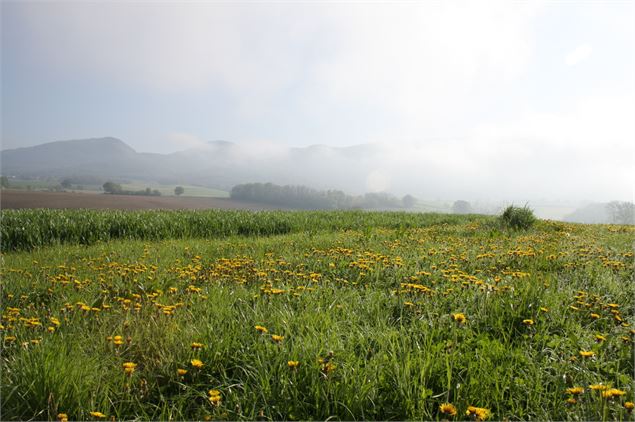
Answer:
[0,210,633,421]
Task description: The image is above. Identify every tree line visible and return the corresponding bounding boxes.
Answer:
[230,182,416,210]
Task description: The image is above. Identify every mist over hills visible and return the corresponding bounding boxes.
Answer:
[2,137,632,224]
[0,137,389,194]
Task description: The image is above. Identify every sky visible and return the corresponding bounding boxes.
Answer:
[1,0,634,201]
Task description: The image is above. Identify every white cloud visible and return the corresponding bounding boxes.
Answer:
[565,44,593,66]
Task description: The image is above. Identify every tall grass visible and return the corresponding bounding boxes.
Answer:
[0,209,484,252]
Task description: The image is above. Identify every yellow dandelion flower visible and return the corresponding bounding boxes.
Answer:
[122,361,137,375]
[522,319,534,326]
[595,334,606,343]
[602,388,626,399]
[624,402,634,411]
[191,342,204,350]
[208,389,221,405]
[539,307,549,313]
[566,387,584,395]
[465,405,490,421]
[255,325,268,333]
[566,397,577,405]
[191,359,204,368]
[589,384,608,391]
[57,413,68,422]
[321,362,336,376]
[89,411,106,419]
[452,313,467,324]
[177,368,188,376]
[590,313,601,319]
[579,350,595,358]
[271,334,284,343]
[287,360,300,369]
[439,403,457,416]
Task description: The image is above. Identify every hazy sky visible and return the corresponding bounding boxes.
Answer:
[1,1,634,201]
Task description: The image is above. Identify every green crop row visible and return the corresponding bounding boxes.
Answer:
[0,209,485,252]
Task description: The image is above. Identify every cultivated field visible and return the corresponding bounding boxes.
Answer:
[0,190,281,211]
[0,210,633,421]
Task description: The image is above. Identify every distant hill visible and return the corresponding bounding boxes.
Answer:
[1,137,385,193]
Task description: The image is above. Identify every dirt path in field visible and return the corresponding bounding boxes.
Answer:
[0,190,287,211]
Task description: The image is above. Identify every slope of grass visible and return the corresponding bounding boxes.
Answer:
[119,182,229,198]
[1,213,633,421]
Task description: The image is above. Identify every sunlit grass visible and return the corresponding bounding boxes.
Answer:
[1,212,633,420]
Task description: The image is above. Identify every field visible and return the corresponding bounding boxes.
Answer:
[1,210,633,421]
[0,190,279,211]
[118,183,229,198]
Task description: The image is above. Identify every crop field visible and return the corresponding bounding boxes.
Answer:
[0,210,633,421]
[0,190,283,212]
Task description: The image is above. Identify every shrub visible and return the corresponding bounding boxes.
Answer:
[499,205,536,230]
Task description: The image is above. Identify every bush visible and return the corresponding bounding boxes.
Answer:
[499,205,536,230]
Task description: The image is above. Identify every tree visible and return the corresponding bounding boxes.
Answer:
[0,176,9,189]
[174,186,184,196]
[606,201,635,225]
[61,179,73,189]
[102,181,122,194]
[452,200,472,214]
[402,194,417,208]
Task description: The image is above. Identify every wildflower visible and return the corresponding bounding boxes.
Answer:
[566,397,577,405]
[89,411,106,419]
[321,362,336,376]
[452,313,467,324]
[624,402,634,412]
[208,389,221,406]
[177,368,188,376]
[191,342,204,350]
[122,361,137,375]
[579,350,595,358]
[255,325,268,334]
[602,388,626,399]
[191,359,204,368]
[595,334,606,343]
[590,313,601,319]
[539,307,549,313]
[465,405,490,421]
[522,319,534,326]
[566,387,584,395]
[57,413,68,422]
[589,384,608,391]
[113,335,124,346]
[287,360,300,369]
[271,334,284,343]
[439,403,457,417]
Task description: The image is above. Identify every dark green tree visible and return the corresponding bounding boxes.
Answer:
[102,181,122,194]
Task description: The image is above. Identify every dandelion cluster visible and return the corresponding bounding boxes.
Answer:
[1,210,633,420]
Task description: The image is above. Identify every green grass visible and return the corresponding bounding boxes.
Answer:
[119,182,229,198]
[1,212,633,421]
[0,209,484,252]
